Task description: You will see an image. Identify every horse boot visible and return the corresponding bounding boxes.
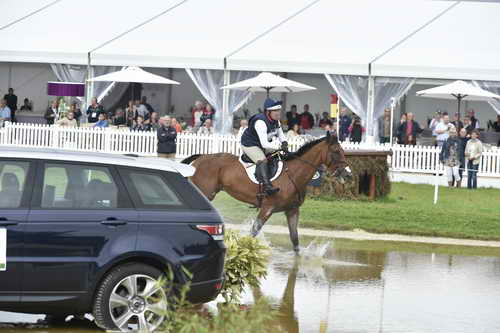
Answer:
[250,218,264,237]
[448,181,454,188]
[456,179,462,188]
[257,160,279,196]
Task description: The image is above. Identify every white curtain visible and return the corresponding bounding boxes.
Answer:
[472,80,500,115]
[50,64,128,110]
[186,69,256,134]
[373,77,415,138]
[325,74,415,139]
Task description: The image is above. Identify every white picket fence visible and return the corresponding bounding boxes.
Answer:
[1,123,499,177]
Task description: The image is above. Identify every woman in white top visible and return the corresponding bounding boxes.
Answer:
[287,123,300,139]
[464,129,483,189]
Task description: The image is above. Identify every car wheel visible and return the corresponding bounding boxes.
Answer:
[92,263,168,332]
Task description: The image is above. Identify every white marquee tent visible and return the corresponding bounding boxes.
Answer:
[1,0,499,136]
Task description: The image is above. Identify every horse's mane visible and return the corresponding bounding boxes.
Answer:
[283,137,326,161]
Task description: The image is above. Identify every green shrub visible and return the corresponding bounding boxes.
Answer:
[221,229,270,303]
[156,230,277,333]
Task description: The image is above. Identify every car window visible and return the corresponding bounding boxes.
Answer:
[41,163,119,209]
[128,172,184,208]
[0,161,29,208]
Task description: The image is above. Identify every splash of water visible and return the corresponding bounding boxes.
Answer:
[244,217,269,247]
[302,238,332,258]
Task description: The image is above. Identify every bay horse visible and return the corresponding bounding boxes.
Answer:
[182,132,351,252]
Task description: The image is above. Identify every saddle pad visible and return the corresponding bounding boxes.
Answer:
[238,156,284,185]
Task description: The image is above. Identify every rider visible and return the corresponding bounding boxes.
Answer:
[241,99,289,195]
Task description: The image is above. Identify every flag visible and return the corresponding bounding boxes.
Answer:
[330,94,339,118]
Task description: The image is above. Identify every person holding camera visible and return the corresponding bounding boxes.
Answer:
[435,114,455,148]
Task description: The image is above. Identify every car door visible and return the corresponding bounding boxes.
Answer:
[23,161,138,301]
[0,158,34,302]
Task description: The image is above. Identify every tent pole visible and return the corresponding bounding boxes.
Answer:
[390,97,395,146]
[222,69,231,134]
[457,94,462,122]
[366,75,375,143]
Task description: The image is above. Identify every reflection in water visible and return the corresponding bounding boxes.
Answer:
[3,234,500,333]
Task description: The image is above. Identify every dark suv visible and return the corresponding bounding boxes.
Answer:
[0,147,225,332]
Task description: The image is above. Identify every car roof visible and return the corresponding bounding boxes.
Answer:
[0,147,195,177]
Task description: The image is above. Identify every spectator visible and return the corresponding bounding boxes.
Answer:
[464,129,483,189]
[435,114,455,147]
[70,103,81,122]
[135,99,149,120]
[467,109,480,129]
[463,116,474,135]
[3,88,17,122]
[287,123,301,138]
[192,100,204,128]
[132,115,150,131]
[490,115,500,146]
[157,116,177,159]
[198,118,214,135]
[349,117,364,143]
[56,111,77,128]
[93,113,109,128]
[286,104,300,131]
[141,96,155,114]
[149,112,160,130]
[429,111,442,146]
[171,117,182,133]
[20,98,32,112]
[451,112,463,131]
[86,97,105,123]
[236,119,248,139]
[44,100,58,125]
[395,113,407,144]
[339,108,351,141]
[0,99,12,125]
[319,112,333,129]
[299,104,314,130]
[200,104,215,125]
[397,113,423,145]
[439,127,463,188]
[456,127,469,187]
[378,108,392,144]
[112,109,127,127]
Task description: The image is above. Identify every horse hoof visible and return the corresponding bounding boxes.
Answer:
[293,246,300,254]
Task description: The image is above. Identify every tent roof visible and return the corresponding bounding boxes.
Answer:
[91,0,312,69]
[0,0,184,64]
[225,0,452,76]
[371,2,500,81]
[1,0,499,81]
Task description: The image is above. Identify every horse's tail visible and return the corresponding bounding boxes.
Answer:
[181,154,202,165]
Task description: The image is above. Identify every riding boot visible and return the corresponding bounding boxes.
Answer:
[256,160,279,196]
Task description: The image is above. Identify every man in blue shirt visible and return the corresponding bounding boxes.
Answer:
[0,99,12,125]
[339,107,351,141]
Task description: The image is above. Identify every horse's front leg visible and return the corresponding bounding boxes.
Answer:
[250,206,274,237]
[285,207,300,253]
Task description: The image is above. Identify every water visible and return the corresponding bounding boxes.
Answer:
[2,233,500,332]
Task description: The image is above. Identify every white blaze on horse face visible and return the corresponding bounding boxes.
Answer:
[345,166,352,174]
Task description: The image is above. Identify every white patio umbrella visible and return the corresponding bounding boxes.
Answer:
[87,66,180,85]
[416,80,500,120]
[221,72,316,97]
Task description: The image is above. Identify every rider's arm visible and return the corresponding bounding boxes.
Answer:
[255,120,280,150]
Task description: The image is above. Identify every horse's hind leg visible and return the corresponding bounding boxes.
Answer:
[285,208,300,253]
[250,206,274,237]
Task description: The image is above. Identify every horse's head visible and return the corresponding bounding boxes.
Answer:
[324,131,352,184]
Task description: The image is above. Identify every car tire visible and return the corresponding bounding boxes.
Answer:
[92,263,169,332]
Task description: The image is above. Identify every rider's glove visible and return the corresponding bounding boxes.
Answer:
[281,141,289,154]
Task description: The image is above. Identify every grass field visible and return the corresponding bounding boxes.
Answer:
[212,182,500,241]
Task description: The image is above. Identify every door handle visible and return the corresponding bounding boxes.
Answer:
[0,219,19,226]
[101,219,127,226]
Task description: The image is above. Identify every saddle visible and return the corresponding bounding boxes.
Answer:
[239,153,283,185]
